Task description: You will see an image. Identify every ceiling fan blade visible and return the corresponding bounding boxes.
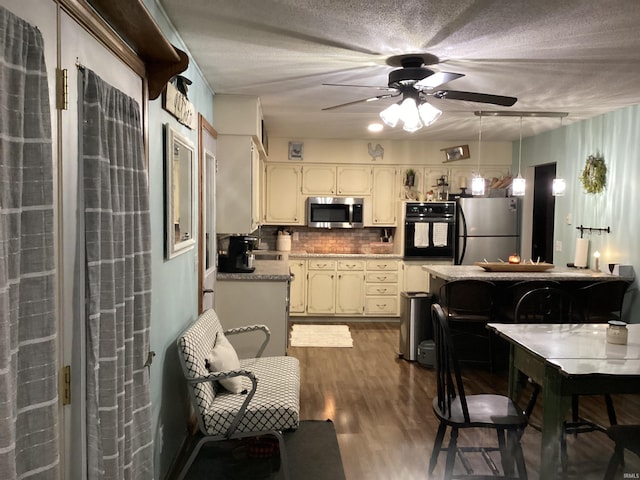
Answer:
[323,83,396,91]
[415,72,464,90]
[322,93,399,111]
[432,90,517,107]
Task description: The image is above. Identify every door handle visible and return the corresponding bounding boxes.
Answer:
[203,289,214,295]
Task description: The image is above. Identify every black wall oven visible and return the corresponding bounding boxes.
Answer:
[403,201,456,259]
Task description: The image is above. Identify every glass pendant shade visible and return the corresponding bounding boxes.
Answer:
[552,178,566,196]
[379,103,401,127]
[512,175,526,196]
[471,176,485,196]
[418,102,442,126]
[400,98,422,132]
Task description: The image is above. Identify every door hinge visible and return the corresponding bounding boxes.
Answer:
[61,365,71,405]
[56,68,68,110]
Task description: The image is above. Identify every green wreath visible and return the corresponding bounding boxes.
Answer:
[580,153,607,194]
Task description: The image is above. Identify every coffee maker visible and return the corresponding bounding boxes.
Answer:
[218,235,256,273]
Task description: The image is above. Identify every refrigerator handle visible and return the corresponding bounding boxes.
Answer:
[458,207,468,265]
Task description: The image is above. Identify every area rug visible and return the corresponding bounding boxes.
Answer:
[289,324,353,348]
[181,420,346,480]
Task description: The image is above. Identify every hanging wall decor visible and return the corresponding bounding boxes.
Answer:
[580,153,607,193]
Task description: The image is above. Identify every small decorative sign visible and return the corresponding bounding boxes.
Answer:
[441,144,470,163]
[288,141,303,160]
[163,81,196,129]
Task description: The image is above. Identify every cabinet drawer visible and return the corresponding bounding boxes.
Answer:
[366,259,398,271]
[365,284,398,296]
[307,259,337,270]
[337,259,365,271]
[365,297,399,315]
[366,272,398,283]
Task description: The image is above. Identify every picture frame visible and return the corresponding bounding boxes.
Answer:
[164,124,196,259]
[441,144,470,163]
[288,141,303,160]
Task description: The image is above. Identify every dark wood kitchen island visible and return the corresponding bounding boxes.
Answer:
[422,263,634,319]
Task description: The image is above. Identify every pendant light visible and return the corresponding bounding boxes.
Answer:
[471,113,485,196]
[511,115,526,196]
[552,117,566,196]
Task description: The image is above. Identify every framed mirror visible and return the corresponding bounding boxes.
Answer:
[164,124,196,258]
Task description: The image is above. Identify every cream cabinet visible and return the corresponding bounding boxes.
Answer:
[401,261,429,292]
[337,166,372,195]
[216,135,261,233]
[364,259,399,316]
[263,164,304,225]
[302,165,336,195]
[335,259,365,315]
[371,167,397,226]
[306,259,336,315]
[288,259,307,313]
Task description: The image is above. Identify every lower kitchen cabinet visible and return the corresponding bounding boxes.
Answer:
[215,276,290,357]
[365,259,399,316]
[306,259,336,315]
[291,256,399,317]
[288,259,306,313]
[336,259,365,315]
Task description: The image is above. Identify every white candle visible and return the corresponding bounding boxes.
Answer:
[594,250,600,271]
[460,176,467,189]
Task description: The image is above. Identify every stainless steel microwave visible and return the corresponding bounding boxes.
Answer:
[307,197,364,228]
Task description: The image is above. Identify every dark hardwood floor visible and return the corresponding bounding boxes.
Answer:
[288,322,640,480]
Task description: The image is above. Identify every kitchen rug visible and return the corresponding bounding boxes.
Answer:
[290,324,353,348]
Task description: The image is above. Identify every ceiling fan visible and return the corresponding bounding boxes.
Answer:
[322,53,517,111]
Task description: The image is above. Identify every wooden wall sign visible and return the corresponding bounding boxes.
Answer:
[163,81,196,129]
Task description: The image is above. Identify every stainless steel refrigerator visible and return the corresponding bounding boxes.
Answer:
[455,197,519,265]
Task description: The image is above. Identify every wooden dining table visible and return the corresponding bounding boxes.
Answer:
[486,322,640,478]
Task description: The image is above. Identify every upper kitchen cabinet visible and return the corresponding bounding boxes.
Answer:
[213,95,268,233]
[336,166,372,195]
[302,165,337,195]
[263,164,304,225]
[371,167,397,226]
[212,94,268,149]
[216,135,262,233]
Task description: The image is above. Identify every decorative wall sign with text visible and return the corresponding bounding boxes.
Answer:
[163,81,196,129]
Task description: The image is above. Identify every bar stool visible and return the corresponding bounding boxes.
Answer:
[438,279,497,371]
[578,279,631,323]
[514,286,583,324]
[498,280,560,323]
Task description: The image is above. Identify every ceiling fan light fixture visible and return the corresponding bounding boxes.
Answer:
[400,97,423,132]
[418,102,441,126]
[379,103,401,127]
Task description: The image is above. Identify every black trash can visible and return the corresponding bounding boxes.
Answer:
[398,292,435,361]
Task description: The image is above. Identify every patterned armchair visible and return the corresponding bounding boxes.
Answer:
[176,309,300,479]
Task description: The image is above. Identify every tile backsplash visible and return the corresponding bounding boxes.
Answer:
[257,226,395,254]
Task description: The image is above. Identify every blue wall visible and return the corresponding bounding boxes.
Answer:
[518,105,639,321]
[143,1,214,477]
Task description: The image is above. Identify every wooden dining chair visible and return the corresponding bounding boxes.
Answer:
[604,424,640,480]
[439,279,497,371]
[429,303,531,479]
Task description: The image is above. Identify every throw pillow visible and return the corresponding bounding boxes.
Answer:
[206,332,243,393]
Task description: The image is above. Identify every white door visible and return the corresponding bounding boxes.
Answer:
[199,116,217,312]
[59,11,143,480]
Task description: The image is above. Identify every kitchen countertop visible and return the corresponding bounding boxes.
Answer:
[217,259,291,281]
[422,264,634,282]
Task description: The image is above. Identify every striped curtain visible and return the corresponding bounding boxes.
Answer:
[81,68,154,479]
[0,6,59,480]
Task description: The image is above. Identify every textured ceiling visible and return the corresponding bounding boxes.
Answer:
[158,0,640,141]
